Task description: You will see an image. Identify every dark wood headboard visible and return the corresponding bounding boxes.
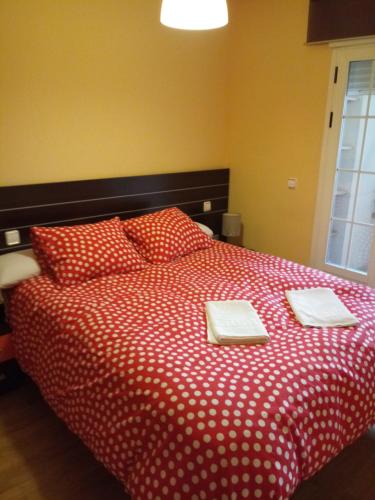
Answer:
[0,169,229,255]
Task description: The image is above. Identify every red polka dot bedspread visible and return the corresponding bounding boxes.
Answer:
[8,242,375,499]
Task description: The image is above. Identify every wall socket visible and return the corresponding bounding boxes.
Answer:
[203,201,212,212]
[5,230,21,246]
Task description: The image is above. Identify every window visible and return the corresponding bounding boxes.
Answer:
[311,42,375,286]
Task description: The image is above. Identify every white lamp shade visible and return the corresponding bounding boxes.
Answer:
[160,0,229,31]
[222,213,241,237]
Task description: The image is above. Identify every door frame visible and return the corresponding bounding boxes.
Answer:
[310,38,375,287]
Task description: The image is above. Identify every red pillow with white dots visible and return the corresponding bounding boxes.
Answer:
[31,217,149,286]
[122,207,214,264]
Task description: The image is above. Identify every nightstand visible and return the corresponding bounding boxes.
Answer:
[0,303,23,393]
[225,236,243,247]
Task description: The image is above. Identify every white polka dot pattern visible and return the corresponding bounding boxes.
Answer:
[122,207,213,264]
[9,242,375,499]
[31,217,149,286]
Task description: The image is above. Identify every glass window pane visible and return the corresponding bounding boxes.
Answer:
[343,94,369,116]
[347,224,374,274]
[337,118,366,170]
[347,61,372,94]
[353,173,375,225]
[361,119,375,172]
[332,171,358,220]
[326,220,351,268]
[369,61,375,115]
[370,94,375,116]
[345,61,373,116]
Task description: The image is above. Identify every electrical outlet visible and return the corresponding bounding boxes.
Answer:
[203,201,212,212]
[288,178,297,189]
[5,230,21,246]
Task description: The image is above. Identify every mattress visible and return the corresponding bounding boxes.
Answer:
[8,242,375,499]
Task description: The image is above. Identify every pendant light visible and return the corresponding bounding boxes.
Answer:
[160,0,229,31]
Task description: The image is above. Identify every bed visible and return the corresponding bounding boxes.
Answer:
[1,170,374,499]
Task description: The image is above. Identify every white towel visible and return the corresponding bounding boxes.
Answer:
[206,300,269,345]
[285,288,358,327]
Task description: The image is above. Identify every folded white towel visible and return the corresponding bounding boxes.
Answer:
[285,288,358,327]
[206,300,269,345]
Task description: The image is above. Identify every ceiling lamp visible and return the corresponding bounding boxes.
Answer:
[160,0,229,31]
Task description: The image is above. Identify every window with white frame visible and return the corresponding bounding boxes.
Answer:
[311,41,375,287]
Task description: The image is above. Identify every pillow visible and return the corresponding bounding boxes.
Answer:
[122,207,213,264]
[31,217,148,286]
[0,249,41,289]
[195,222,214,239]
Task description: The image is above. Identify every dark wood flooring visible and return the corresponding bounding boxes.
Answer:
[0,379,374,499]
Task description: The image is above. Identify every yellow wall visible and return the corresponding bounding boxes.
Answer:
[0,0,332,264]
[228,0,331,264]
[0,0,229,185]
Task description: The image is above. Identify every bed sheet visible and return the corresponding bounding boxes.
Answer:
[9,242,375,499]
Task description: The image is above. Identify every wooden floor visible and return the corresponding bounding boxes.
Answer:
[0,380,374,500]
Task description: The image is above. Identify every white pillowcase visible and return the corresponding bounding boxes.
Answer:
[0,249,41,289]
[195,222,214,238]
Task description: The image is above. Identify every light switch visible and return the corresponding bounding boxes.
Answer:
[5,230,21,246]
[203,201,212,212]
[288,178,298,189]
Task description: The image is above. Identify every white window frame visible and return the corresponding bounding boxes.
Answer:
[310,37,375,287]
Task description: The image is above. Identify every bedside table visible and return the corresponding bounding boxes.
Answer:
[225,236,243,247]
[0,303,23,393]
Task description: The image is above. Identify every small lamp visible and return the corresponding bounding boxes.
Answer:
[160,0,229,31]
[222,213,241,238]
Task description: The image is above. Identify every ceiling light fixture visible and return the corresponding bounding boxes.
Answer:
[160,0,229,31]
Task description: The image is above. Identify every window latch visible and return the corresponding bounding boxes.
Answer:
[334,66,339,84]
[329,112,334,128]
